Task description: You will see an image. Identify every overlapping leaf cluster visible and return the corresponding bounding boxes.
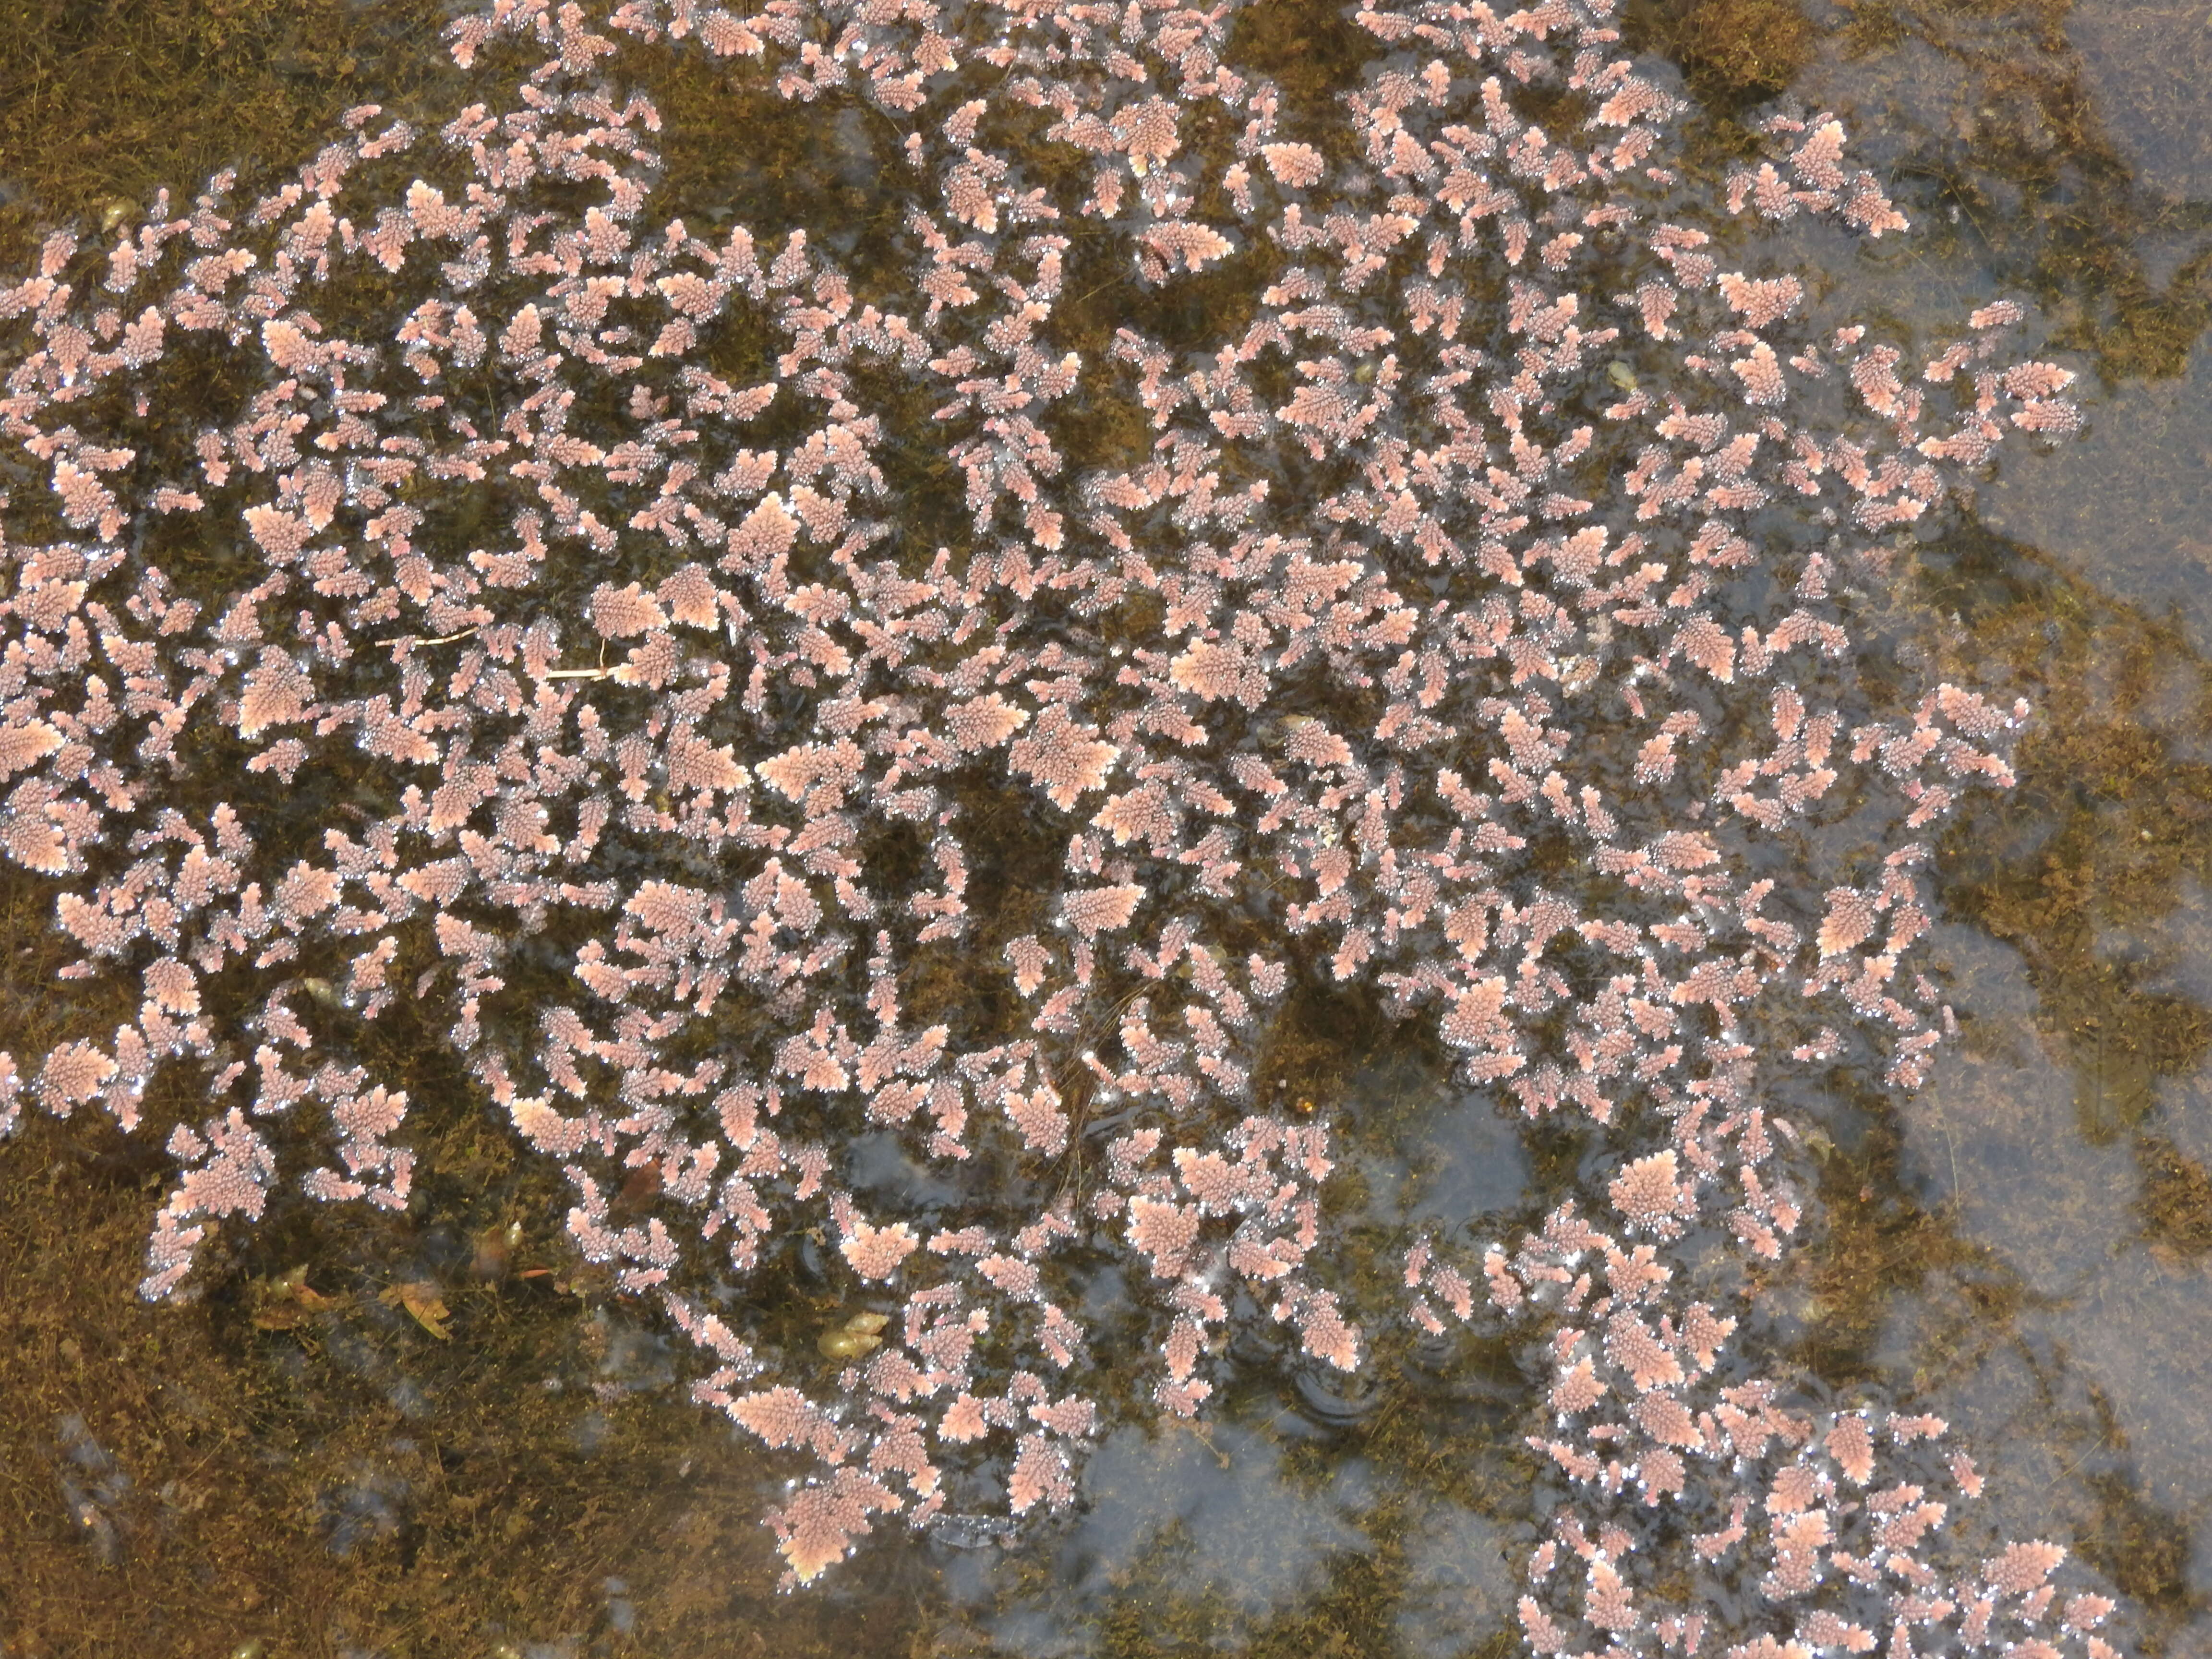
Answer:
[0,0,2124,1633]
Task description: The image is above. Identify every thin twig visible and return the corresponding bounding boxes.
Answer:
[379,625,481,654]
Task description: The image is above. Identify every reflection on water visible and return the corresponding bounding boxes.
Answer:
[930,1037,1543,1654]
[967,1420,1377,1651]
[0,0,2210,1654]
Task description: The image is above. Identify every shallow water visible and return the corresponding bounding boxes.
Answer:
[0,0,2208,1655]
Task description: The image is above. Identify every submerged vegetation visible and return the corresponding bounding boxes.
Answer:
[0,0,2208,1656]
